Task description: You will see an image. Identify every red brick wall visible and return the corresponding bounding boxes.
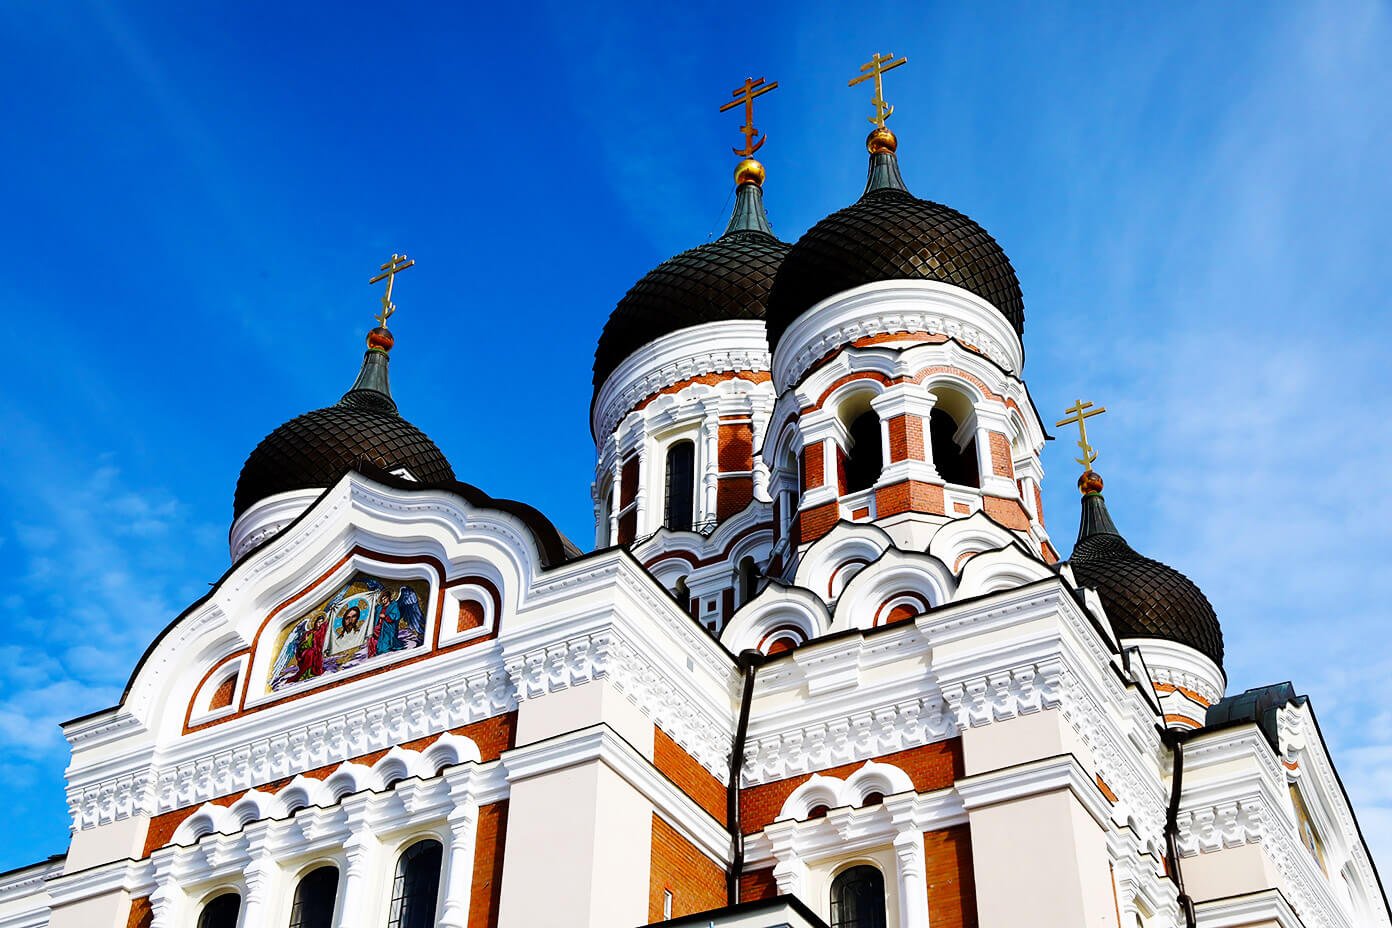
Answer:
[209,674,237,711]
[470,800,508,928]
[142,713,517,855]
[874,480,946,518]
[987,432,1014,479]
[717,476,754,521]
[739,740,963,834]
[925,825,978,928]
[982,496,1029,530]
[458,599,486,634]
[654,726,727,825]
[620,456,639,509]
[887,415,925,463]
[126,897,153,928]
[739,868,779,902]
[719,422,753,471]
[798,502,841,545]
[803,442,825,490]
[649,815,726,922]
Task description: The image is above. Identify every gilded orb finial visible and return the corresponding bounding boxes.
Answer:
[1078,469,1104,495]
[734,157,766,187]
[366,326,395,352]
[867,126,898,154]
[1056,399,1108,486]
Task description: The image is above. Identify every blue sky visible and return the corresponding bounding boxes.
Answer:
[4,0,1390,875]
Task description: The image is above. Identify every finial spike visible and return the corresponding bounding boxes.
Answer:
[1056,399,1108,487]
[368,253,416,331]
[849,52,908,129]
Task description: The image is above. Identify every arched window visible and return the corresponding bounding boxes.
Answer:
[930,406,979,488]
[738,556,759,604]
[665,441,696,532]
[387,839,443,928]
[843,412,883,493]
[196,893,241,928]
[830,865,887,928]
[288,865,339,928]
[674,577,692,615]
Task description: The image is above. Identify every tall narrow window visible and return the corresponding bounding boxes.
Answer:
[288,865,339,928]
[674,577,692,615]
[830,865,887,928]
[665,441,696,531]
[930,407,979,488]
[844,412,883,493]
[387,839,443,928]
[738,556,759,605]
[196,893,241,928]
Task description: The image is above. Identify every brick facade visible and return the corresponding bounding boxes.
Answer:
[738,739,963,834]
[924,825,978,928]
[738,868,779,903]
[653,726,727,825]
[987,432,1013,479]
[874,480,946,519]
[126,897,153,928]
[982,495,1029,530]
[887,414,925,463]
[469,800,508,928]
[648,815,726,922]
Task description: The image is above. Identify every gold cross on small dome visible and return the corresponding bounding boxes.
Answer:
[849,52,907,128]
[720,76,779,157]
[1056,399,1107,472]
[369,253,415,329]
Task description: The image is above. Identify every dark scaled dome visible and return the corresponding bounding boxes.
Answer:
[765,137,1024,350]
[593,179,789,395]
[1067,480,1224,667]
[233,333,455,519]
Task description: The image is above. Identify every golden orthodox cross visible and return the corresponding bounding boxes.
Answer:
[369,253,415,328]
[849,52,908,127]
[719,77,779,157]
[1056,399,1107,471]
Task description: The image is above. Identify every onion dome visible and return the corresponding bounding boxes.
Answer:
[1067,471,1224,667]
[765,129,1024,350]
[592,164,789,396]
[233,326,455,518]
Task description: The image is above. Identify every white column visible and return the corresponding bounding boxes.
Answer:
[634,439,649,535]
[337,799,379,928]
[147,854,185,928]
[437,775,480,928]
[766,822,809,903]
[751,403,772,503]
[893,829,931,928]
[238,834,277,928]
[701,413,720,523]
[973,407,1017,498]
[608,457,621,545]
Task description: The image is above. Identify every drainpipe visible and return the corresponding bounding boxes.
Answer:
[1161,728,1197,928]
[727,649,764,905]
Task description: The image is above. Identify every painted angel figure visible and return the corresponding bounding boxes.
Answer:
[270,619,308,687]
[398,585,425,640]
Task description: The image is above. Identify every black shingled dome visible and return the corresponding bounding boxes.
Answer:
[1067,489,1225,668]
[765,148,1024,350]
[592,182,789,398]
[233,345,455,519]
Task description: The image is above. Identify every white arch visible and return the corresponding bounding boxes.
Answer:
[321,762,373,803]
[275,774,326,816]
[927,512,1018,575]
[720,582,831,655]
[956,545,1053,598]
[171,805,229,845]
[224,789,276,833]
[778,760,915,820]
[370,747,422,791]
[845,760,914,805]
[794,522,896,604]
[832,548,957,632]
[419,732,482,776]
[781,774,846,821]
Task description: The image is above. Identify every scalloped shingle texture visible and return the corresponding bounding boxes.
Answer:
[592,229,789,394]
[765,188,1024,349]
[233,390,455,518]
[1069,533,1225,667]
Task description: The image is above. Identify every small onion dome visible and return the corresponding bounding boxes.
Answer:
[233,329,455,519]
[592,165,789,397]
[1066,472,1224,667]
[765,128,1024,351]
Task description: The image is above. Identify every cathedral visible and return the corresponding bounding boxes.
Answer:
[1,57,1386,928]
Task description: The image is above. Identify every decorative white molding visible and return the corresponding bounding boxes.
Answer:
[593,320,772,441]
[228,489,323,561]
[772,280,1024,392]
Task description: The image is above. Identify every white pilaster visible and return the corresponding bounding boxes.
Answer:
[437,772,480,928]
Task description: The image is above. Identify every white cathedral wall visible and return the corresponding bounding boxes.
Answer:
[62,816,149,873]
[513,677,656,759]
[495,761,652,928]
